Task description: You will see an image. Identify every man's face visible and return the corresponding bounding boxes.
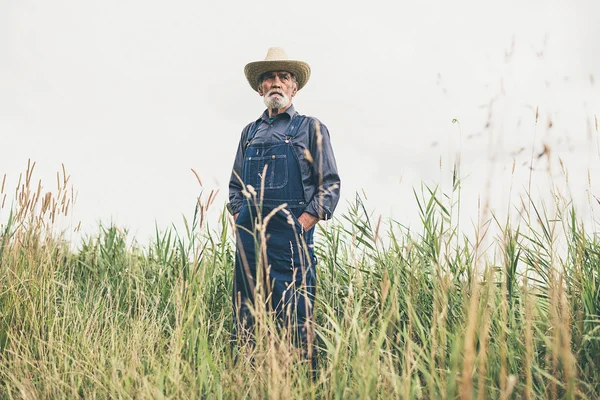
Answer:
[258,71,297,110]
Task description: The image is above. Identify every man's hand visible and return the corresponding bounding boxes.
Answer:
[234,213,239,222]
[297,212,319,231]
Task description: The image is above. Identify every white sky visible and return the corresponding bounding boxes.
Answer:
[1,0,599,244]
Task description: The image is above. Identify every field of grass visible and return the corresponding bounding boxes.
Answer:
[1,162,599,399]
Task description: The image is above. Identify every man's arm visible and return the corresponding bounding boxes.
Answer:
[227,125,251,217]
[302,119,341,227]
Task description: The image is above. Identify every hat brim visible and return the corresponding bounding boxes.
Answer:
[244,60,311,92]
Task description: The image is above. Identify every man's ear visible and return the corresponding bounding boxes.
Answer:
[258,86,264,96]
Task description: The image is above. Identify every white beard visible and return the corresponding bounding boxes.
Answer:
[263,90,290,109]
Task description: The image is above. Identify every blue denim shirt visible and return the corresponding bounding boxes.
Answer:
[227,105,341,220]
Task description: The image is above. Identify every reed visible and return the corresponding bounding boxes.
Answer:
[0,161,599,399]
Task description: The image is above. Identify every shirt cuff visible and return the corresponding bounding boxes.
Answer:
[304,202,332,221]
[226,202,241,216]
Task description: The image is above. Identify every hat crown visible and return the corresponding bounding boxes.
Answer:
[244,47,311,92]
[264,47,289,62]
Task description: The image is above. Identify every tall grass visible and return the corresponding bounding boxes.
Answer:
[0,162,599,399]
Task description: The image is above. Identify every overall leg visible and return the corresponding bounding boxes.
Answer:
[233,259,257,350]
[232,207,258,346]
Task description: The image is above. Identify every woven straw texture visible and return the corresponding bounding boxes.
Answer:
[244,47,311,92]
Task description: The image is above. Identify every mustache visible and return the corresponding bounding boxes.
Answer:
[267,89,285,96]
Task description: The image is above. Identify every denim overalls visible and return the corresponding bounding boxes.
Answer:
[233,114,317,352]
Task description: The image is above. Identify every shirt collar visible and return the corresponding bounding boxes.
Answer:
[258,104,297,123]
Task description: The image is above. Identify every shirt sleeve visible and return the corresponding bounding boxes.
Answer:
[304,119,341,220]
[227,124,251,216]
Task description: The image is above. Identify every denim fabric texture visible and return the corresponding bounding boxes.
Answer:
[227,105,341,220]
[232,114,318,354]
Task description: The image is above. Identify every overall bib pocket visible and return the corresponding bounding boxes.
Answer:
[242,155,288,190]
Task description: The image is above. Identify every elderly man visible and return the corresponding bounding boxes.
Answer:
[227,47,341,360]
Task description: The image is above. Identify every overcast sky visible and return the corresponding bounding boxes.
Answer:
[1,0,599,243]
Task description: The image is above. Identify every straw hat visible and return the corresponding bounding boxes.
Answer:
[244,47,311,92]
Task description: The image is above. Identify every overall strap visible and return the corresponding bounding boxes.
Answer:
[244,114,306,150]
[248,121,260,142]
[243,121,260,155]
[245,121,260,147]
[285,115,306,139]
